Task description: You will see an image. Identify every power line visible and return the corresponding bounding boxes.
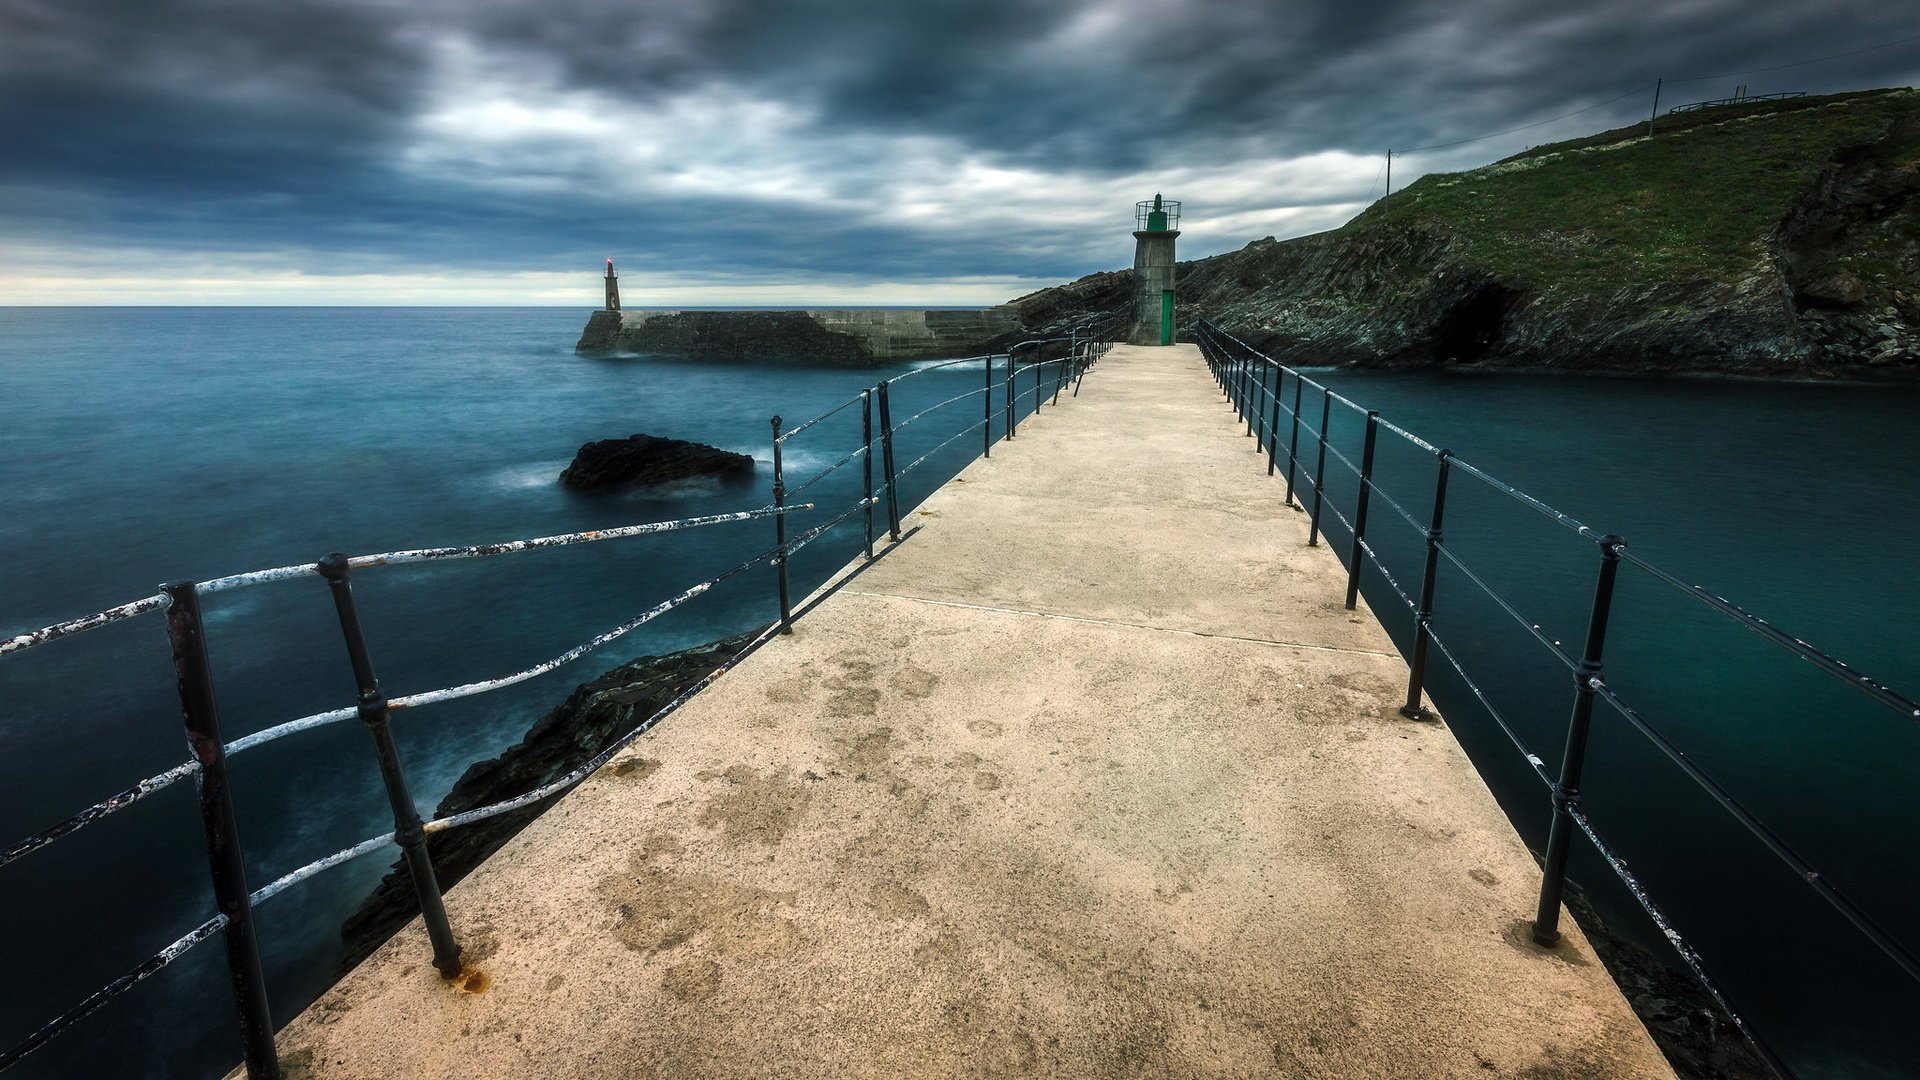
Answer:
[1399,83,1655,155]
[1667,31,1920,83]
[1390,28,1920,160]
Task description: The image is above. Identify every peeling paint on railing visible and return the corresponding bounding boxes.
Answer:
[0,593,167,657]
[0,759,202,871]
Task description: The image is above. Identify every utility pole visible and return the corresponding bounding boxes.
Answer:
[1647,78,1662,138]
[1385,149,1392,196]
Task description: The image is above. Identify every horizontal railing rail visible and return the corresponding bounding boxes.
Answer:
[1192,317,1920,1080]
[1668,91,1807,114]
[0,315,1122,1079]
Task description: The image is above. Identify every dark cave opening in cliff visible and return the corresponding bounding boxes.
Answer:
[1432,284,1521,363]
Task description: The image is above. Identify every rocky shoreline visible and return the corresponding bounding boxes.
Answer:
[1558,883,1769,1079]
[337,630,767,972]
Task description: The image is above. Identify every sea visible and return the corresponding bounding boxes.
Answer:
[0,307,1914,1079]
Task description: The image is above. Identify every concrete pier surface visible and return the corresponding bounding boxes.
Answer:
[268,345,1674,1079]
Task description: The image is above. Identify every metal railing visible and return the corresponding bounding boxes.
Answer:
[1192,318,1920,1080]
[1667,91,1807,114]
[0,316,1118,1079]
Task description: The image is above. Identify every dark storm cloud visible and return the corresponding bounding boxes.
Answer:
[3,0,1918,296]
[443,0,1920,161]
[0,0,431,264]
[0,0,423,169]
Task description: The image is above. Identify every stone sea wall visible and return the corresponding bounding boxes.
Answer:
[576,307,1022,365]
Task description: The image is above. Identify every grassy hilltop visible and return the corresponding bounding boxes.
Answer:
[1013,88,1920,374]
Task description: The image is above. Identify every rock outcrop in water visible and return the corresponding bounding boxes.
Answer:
[338,631,764,971]
[559,434,756,490]
[1011,88,1920,376]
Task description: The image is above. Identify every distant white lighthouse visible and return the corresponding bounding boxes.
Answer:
[1129,195,1180,346]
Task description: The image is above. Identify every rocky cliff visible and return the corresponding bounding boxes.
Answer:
[1012,88,1920,375]
[576,308,1022,364]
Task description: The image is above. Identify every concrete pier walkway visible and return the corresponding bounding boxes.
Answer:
[271,345,1673,1079]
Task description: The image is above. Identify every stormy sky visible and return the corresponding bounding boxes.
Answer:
[3,0,1916,305]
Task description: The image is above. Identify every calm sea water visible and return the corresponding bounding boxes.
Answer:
[1287,366,1920,1080]
[0,307,1029,1079]
[0,309,1915,1078]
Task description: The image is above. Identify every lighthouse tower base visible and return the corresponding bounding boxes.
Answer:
[1129,229,1180,345]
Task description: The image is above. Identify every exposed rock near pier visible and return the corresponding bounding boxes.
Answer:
[576,307,1022,364]
[1012,88,1920,376]
[559,434,756,490]
[338,631,765,970]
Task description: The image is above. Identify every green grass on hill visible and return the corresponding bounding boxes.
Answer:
[1351,88,1920,295]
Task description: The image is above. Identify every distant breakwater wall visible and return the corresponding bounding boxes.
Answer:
[575,308,1023,365]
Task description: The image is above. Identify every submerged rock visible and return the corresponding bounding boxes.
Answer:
[559,433,755,490]
[338,630,766,971]
[1562,882,1771,1080]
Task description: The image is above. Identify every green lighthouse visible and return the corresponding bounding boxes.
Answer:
[1130,194,1181,345]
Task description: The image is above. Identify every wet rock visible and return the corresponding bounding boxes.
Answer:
[1561,883,1771,1080]
[559,434,755,490]
[1801,269,1867,307]
[338,630,767,971]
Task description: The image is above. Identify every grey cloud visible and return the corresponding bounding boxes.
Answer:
[2,0,1916,291]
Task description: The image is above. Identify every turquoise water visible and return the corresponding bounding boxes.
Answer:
[1260,366,1920,1079]
[0,310,1914,1078]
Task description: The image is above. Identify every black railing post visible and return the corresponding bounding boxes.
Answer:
[314,555,464,978]
[1285,376,1304,508]
[877,380,902,541]
[1006,346,1020,438]
[1244,352,1257,438]
[1033,345,1042,416]
[163,582,280,1080]
[1266,363,1283,475]
[983,352,993,458]
[770,416,793,632]
[862,390,875,560]
[1400,449,1452,720]
[1307,389,1332,546]
[1344,411,1381,609]
[1532,534,1627,947]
